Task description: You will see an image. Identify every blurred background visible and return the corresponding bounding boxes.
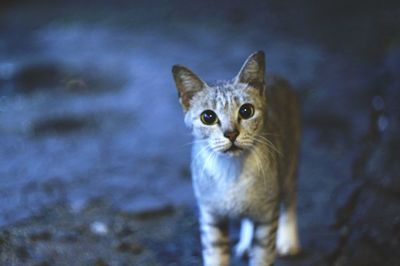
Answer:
[0,0,399,265]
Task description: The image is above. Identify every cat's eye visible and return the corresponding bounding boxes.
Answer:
[239,103,255,119]
[200,110,218,125]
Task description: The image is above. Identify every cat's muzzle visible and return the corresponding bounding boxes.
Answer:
[223,143,243,155]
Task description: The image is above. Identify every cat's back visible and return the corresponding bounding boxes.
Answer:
[266,76,300,125]
[265,76,301,180]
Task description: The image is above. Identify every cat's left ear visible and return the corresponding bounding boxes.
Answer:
[172,65,208,111]
[235,51,265,88]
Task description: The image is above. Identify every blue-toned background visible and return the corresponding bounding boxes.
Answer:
[1,1,399,265]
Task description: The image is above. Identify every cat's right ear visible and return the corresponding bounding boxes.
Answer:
[235,51,265,87]
[172,65,207,111]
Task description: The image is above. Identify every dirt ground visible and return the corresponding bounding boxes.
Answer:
[1,1,400,265]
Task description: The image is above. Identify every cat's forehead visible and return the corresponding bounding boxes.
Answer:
[192,82,260,110]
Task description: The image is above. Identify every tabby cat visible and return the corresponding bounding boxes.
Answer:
[172,51,301,266]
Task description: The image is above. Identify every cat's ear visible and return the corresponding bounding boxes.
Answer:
[172,65,208,111]
[235,51,265,87]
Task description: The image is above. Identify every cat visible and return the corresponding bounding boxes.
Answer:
[172,51,301,266]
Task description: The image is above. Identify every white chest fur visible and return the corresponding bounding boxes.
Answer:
[191,143,278,218]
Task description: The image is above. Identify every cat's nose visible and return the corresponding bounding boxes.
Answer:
[224,130,239,142]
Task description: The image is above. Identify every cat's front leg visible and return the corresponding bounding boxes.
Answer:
[199,208,230,266]
[249,213,279,266]
[235,218,254,258]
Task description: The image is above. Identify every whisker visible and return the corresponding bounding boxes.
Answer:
[252,147,267,191]
[247,136,275,157]
[192,143,210,164]
[255,135,282,156]
[261,132,281,137]
[210,144,227,152]
[181,139,207,147]
[201,147,216,177]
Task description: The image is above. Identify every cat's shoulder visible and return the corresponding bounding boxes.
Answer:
[266,75,298,103]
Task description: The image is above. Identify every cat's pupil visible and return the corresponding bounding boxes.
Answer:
[239,103,254,119]
[200,110,218,125]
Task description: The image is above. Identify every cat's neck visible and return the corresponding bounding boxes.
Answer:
[192,140,273,183]
[192,141,248,182]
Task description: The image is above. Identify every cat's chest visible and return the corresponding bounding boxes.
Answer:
[193,152,278,218]
[200,172,256,215]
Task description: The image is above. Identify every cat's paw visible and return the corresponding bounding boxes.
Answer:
[276,230,301,256]
[234,241,251,259]
[277,212,301,257]
[277,242,301,256]
[235,219,253,259]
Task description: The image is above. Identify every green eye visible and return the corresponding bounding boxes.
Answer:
[200,110,218,125]
[239,103,255,119]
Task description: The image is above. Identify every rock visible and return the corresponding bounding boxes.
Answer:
[90,221,109,236]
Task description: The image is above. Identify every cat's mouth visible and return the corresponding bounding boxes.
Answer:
[223,144,243,154]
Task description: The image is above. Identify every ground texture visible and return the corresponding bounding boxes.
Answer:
[1,1,400,265]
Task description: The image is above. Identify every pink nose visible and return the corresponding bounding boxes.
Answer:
[224,130,239,142]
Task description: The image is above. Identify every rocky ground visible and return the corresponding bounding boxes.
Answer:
[1,0,400,265]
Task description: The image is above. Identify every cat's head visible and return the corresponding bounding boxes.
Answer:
[172,51,267,156]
